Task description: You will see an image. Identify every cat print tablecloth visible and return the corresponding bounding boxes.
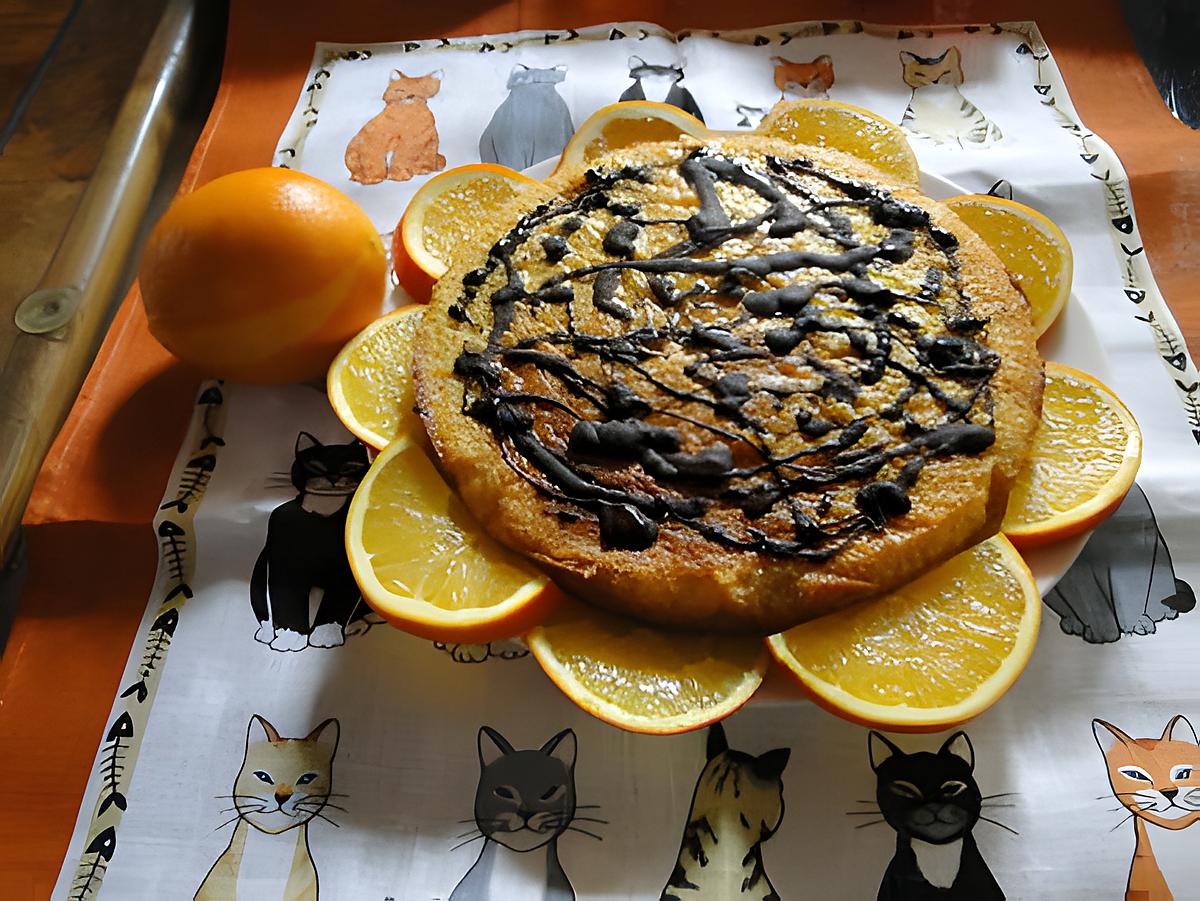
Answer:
[53,21,1200,901]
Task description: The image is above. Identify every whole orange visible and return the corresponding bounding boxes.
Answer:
[139,167,387,383]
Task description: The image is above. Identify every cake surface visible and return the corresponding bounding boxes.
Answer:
[413,134,1043,633]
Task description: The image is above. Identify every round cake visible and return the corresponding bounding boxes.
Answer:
[413,134,1043,633]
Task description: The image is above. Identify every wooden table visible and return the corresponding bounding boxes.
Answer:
[2,1,1197,897]
[0,0,166,375]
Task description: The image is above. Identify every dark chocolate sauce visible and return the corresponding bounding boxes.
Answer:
[447,147,998,556]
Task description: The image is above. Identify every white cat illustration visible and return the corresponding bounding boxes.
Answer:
[196,716,340,900]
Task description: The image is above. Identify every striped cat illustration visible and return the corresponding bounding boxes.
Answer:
[196,716,341,900]
[899,48,1001,146]
[661,723,790,901]
[1094,716,1200,900]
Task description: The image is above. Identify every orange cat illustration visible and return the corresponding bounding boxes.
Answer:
[344,70,446,185]
[1094,716,1200,901]
[771,54,835,99]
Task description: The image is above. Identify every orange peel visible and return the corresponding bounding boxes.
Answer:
[767,535,1040,732]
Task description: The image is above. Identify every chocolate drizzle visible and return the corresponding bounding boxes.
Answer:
[447,147,999,555]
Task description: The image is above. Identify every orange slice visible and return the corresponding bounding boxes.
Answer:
[346,437,562,642]
[758,99,921,185]
[944,194,1073,337]
[527,596,767,735]
[1002,362,1141,548]
[394,163,538,301]
[768,535,1040,732]
[557,100,709,172]
[327,305,423,450]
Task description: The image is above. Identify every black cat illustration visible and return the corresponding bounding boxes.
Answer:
[479,64,575,170]
[251,433,380,652]
[867,731,1006,900]
[1045,483,1194,643]
[661,722,789,900]
[618,55,704,122]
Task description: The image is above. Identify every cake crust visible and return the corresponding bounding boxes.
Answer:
[414,135,1043,633]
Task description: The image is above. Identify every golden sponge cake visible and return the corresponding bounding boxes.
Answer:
[413,134,1043,633]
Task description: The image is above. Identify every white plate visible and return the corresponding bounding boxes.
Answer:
[922,171,1097,596]
[518,157,1101,596]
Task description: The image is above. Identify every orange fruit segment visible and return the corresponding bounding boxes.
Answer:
[327,305,423,450]
[394,163,538,301]
[557,100,709,172]
[345,437,562,642]
[527,596,767,735]
[768,535,1040,732]
[139,167,387,384]
[944,194,1073,337]
[758,99,921,185]
[1002,362,1141,548]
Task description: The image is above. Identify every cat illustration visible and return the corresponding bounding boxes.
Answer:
[479,65,575,170]
[619,56,705,123]
[344,69,447,184]
[196,715,340,900]
[435,639,529,663]
[868,731,1005,900]
[451,726,591,901]
[1046,484,1194,643]
[1094,716,1200,900]
[251,433,380,652]
[772,54,835,99]
[899,48,1002,146]
[661,722,790,901]
[987,179,1014,201]
[734,103,770,129]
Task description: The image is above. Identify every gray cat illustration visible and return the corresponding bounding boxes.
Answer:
[1045,483,1194,643]
[619,55,704,122]
[479,65,575,170]
[451,726,600,901]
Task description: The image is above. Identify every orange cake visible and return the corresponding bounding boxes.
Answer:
[413,134,1043,633]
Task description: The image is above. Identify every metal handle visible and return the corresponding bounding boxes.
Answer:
[0,0,201,560]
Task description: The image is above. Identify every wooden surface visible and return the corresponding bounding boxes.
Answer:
[2,1,1199,897]
[0,0,166,371]
[0,1,75,124]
